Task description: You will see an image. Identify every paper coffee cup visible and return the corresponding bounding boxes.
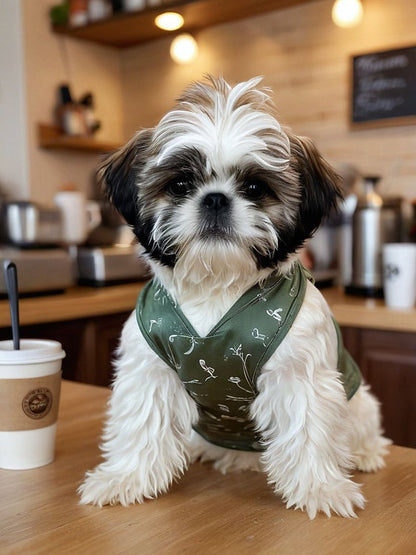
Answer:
[383,243,416,310]
[0,339,65,470]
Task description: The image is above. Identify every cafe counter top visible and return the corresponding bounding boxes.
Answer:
[2,380,416,553]
[0,281,146,327]
[0,281,415,333]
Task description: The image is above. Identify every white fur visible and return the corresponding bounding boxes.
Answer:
[154,77,290,172]
[79,77,390,518]
[79,312,198,506]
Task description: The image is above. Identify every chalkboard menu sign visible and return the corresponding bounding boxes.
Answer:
[351,45,416,127]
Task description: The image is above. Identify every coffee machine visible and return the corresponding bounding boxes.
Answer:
[0,200,75,295]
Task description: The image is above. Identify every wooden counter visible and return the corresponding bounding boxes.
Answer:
[1,281,415,333]
[323,287,416,333]
[0,281,145,327]
[2,380,416,553]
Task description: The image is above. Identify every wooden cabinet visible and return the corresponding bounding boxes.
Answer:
[342,327,416,449]
[0,312,130,387]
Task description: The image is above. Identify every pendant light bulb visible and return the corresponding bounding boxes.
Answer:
[332,0,363,28]
[170,33,199,65]
[154,12,184,32]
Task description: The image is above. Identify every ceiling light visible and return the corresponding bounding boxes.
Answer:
[154,12,184,31]
[169,33,199,65]
[332,0,363,28]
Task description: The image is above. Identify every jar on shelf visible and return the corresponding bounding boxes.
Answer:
[88,0,112,21]
[122,0,146,11]
[69,0,88,26]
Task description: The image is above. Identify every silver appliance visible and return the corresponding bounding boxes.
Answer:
[77,245,149,285]
[346,176,403,297]
[1,201,63,247]
[85,201,134,248]
[77,200,150,285]
[0,247,75,295]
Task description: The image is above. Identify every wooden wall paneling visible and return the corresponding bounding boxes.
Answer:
[120,0,416,200]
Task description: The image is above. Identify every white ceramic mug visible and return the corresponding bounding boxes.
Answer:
[54,191,101,244]
[0,340,65,469]
[383,243,416,310]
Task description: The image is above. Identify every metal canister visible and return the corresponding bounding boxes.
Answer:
[346,176,403,297]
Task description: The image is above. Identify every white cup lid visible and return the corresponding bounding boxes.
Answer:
[0,339,66,364]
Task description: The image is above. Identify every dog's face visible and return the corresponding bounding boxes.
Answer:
[100,77,342,279]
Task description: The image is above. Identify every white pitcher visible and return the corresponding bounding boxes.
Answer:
[54,190,102,245]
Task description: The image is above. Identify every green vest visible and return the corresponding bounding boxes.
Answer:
[136,263,361,452]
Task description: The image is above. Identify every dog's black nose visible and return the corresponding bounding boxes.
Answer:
[202,192,230,213]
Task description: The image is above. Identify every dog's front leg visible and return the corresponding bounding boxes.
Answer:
[79,360,197,506]
[79,319,198,506]
[252,357,365,519]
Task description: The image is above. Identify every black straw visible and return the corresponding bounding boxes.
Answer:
[3,261,20,350]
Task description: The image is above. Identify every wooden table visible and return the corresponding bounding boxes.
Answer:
[2,381,416,554]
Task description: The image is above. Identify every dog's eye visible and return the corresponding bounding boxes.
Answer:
[244,181,267,200]
[166,178,192,198]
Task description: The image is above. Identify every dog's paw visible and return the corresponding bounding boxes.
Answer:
[78,467,145,507]
[354,436,391,473]
[284,477,365,519]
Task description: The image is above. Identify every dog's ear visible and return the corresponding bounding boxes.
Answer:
[97,129,153,226]
[289,134,343,241]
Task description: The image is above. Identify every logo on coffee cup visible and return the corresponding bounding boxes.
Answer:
[384,263,400,282]
[22,388,53,419]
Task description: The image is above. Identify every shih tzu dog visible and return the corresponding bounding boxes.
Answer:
[79,76,389,518]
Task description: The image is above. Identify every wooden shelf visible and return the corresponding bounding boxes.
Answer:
[52,0,316,48]
[37,123,120,153]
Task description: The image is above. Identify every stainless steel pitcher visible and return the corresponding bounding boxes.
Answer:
[346,176,403,297]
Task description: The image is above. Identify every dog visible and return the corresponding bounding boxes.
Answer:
[79,76,390,518]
